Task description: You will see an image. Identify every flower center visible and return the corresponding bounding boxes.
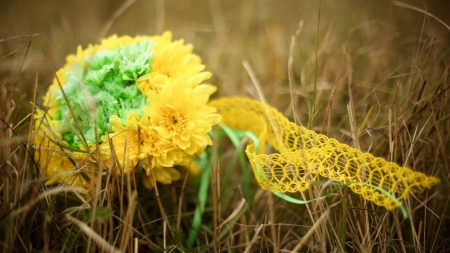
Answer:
[164,113,184,133]
[170,115,179,125]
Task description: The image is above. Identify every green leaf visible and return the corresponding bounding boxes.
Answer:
[188,152,210,247]
[83,206,114,223]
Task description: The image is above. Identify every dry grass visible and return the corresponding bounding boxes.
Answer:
[1,0,449,252]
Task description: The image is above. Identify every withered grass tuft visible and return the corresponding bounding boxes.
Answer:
[1,0,449,252]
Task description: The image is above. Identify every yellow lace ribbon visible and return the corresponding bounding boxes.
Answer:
[209,97,439,210]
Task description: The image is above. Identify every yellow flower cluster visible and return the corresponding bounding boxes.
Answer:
[35,32,221,190]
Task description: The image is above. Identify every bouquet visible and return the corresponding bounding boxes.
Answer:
[35,32,221,190]
[35,31,438,210]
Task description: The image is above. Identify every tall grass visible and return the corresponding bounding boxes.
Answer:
[1,0,449,252]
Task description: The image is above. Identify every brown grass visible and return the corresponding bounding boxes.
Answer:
[1,0,449,252]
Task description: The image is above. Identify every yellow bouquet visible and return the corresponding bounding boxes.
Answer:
[35,31,439,210]
[34,32,221,189]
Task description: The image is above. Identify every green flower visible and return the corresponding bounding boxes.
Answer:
[53,39,154,147]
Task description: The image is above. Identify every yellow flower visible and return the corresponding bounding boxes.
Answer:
[105,111,190,174]
[150,31,208,80]
[106,111,191,189]
[146,81,222,155]
[136,31,211,95]
[34,110,95,189]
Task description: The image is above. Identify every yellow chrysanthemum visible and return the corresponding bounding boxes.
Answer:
[136,32,211,95]
[146,81,222,155]
[34,110,95,188]
[104,111,189,173]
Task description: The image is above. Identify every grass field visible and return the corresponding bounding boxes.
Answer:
[1,0,449,252]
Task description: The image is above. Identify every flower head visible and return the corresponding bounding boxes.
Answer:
[136,32,211,95]
[35,31,220,189]
[147,81,221,155]
[104,111,190,173]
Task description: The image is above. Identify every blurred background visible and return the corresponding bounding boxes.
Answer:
[1,0,449,251]
[1,0,449,102]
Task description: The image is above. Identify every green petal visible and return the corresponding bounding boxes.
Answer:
[54,38,155,147]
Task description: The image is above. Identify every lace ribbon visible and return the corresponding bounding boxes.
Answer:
[209,97,439,210]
